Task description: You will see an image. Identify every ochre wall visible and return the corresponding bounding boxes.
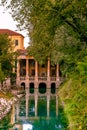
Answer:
[9,35,24,51]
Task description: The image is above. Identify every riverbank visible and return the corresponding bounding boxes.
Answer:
[0,88,24,121]
[0,97,11,120]
[0,90,17,121]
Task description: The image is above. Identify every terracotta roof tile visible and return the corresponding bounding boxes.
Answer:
[0,29,24,37]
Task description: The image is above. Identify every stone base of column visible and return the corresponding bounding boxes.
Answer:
[35,76,38,81]
[56,77,60,82]
[26,76,29,80]
[47,77,50,81]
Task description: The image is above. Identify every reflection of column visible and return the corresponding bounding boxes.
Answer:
[35,95,38,117]
[16,102,20,119]
[35,82,38,116]
[11,104,15,125]
[47,57,50,81]
[56,95,58,117]
[56,63,59,81]
[35,61,38,81]
[26,59,29,78]
[47,95,50,117]
[26,94,29,118]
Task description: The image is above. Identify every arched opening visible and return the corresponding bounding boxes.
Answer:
[51,83,56,94]
[21,82,25,90]
[39,83,46,94]
[29,83,34,94]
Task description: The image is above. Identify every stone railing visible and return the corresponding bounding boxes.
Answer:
[20,76,26,80]
[50,77,56,81]
[18,76,65,83]
[38,76,47,81]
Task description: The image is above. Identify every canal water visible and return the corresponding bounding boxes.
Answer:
[0,88,69,130]
[11,88,68,130]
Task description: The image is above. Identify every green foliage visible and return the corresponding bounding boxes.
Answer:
[2,0,87,70]
[0,34,15,83]
[77,56,87,76]
[10,72,16,85]
[1,0,87,64]
[58,97,69,129]
[58,79,87,130]
[0,112,11,130]
[0,63,5,83]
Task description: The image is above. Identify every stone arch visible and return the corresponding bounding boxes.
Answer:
[51,83,56,94]
[21,82,25,90]
[39,83,46,94]
[29,83,34,94]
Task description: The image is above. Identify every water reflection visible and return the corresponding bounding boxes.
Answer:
[15,96,58,119]
[11,88,68,130]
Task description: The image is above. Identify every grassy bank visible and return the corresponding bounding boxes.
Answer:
[58,78,87,130]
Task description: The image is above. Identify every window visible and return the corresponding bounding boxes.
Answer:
[15,40,18,46]
[51,69,56,76]
[31,69,35,76]
[30,59,35,66]
[41,64,45,68]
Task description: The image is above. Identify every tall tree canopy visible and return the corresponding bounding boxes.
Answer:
[1,0,87,70]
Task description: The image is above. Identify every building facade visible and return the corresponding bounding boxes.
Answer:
[0,29,24,51]
[0,29,61,94]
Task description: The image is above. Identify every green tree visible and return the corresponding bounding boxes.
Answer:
[0,63,5,84]
[1,0,87,65]
[0,34,15,85]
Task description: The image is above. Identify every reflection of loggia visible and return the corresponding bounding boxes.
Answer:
[13,93,58,121]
